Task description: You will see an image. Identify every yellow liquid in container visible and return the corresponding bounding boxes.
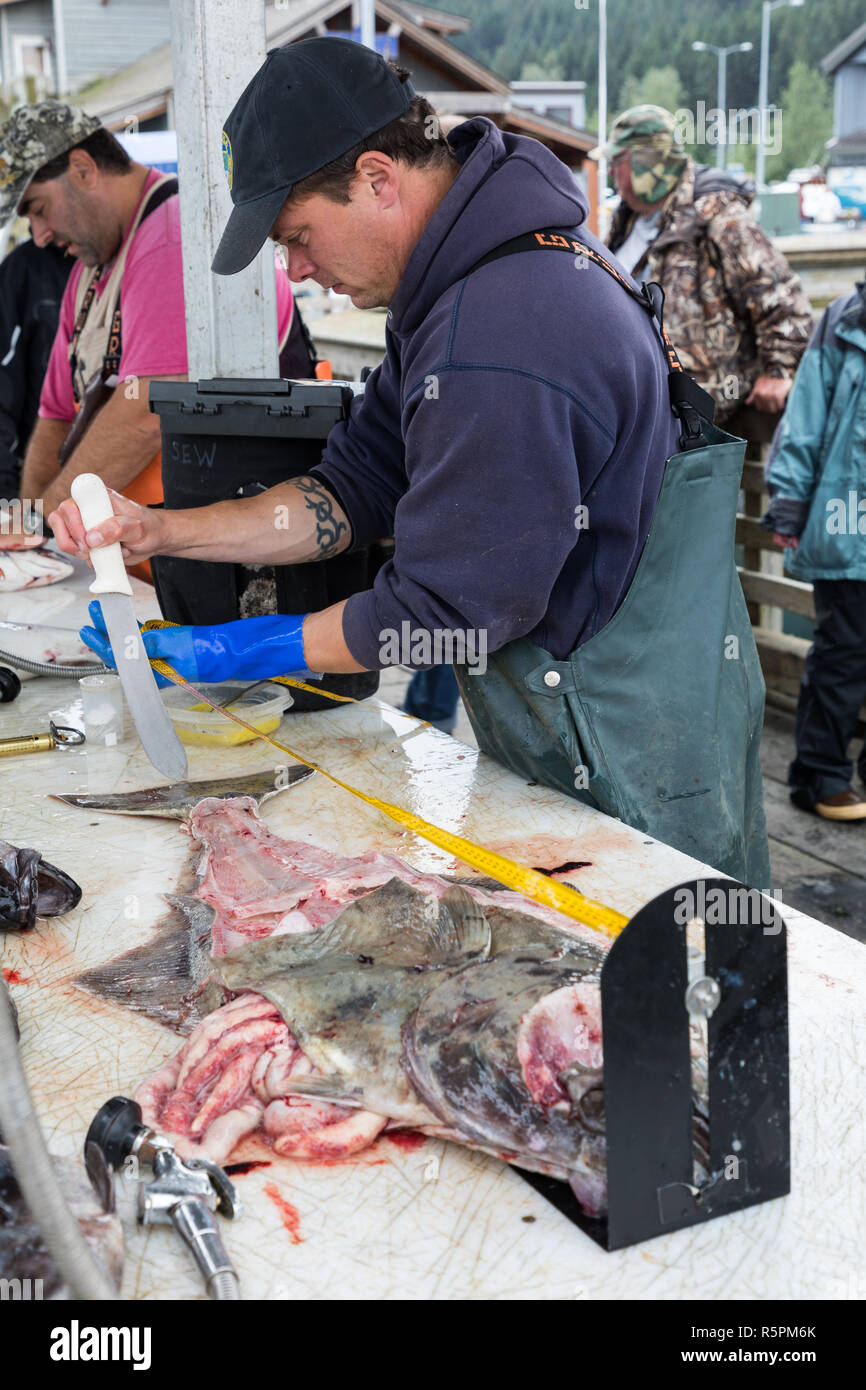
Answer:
[170,696,286,747]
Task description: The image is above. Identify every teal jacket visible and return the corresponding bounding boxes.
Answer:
[763,283,866,581]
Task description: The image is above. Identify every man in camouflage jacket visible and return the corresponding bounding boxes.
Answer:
[595,106,813,432]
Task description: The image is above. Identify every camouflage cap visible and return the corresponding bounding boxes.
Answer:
[590,105,680,160]
[589,105,686,205]
[0,100,102,219]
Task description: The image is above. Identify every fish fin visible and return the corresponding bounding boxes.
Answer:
[219,878,493,987]
[438,886,491,962]
[51,767,313,820]
[299,879,490,967]
[278,1076,364,1107]
[74,893,217,1034]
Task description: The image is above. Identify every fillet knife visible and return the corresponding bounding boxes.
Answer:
[70,473,187,781]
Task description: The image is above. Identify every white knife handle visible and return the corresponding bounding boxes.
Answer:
[70,473,133,598]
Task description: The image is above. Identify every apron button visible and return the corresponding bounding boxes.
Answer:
[543,670,561,688]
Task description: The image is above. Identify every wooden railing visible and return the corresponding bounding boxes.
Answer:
[737,457,819,713]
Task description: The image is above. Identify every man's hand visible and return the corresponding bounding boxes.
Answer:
[773,533,799,550]
[49,488,166,564]
[746,376,793,413]
[54,473,352,569]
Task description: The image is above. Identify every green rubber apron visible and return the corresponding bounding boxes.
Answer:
[454,233,771,889]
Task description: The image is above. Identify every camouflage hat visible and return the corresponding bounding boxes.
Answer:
[0,100,102,219]
[589,104,687,205]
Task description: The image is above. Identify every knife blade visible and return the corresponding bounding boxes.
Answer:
[70,473,187,781]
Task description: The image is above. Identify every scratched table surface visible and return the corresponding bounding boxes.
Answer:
[0,556,864,1301]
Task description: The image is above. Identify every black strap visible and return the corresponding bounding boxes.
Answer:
[70,176,179,400]
[466,229,716,450]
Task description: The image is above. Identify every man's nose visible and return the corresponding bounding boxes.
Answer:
[29,217,53,249]
[286,247,317,281]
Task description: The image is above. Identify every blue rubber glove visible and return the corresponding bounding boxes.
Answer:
[80,600,311,687]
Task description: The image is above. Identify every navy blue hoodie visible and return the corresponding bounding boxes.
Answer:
[313,118,679,668]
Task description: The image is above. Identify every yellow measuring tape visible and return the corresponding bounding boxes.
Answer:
[142,622,628,941]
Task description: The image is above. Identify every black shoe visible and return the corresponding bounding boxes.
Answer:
[789,786,815,812]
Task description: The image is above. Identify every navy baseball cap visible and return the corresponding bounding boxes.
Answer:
[213,37,415,275]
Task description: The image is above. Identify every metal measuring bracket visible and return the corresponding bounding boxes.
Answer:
[520,876,790,1250]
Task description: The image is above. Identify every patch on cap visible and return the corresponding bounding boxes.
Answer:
[221,129,233,192]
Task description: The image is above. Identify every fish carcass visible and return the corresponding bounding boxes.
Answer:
[0,550,73,591]
[0,1145,123,1297]
[133,797,612,1214]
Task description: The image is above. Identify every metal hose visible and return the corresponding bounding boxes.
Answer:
[0,644,106,679]
[0,978,118,1299]
[210,1270,241,1300]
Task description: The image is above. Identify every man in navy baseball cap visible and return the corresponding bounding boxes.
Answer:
[213,37,415,276]
[55,35,771,888]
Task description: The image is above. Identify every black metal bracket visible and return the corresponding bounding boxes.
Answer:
[520,877,790,1250]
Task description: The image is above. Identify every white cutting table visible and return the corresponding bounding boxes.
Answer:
[0,558,864,1301]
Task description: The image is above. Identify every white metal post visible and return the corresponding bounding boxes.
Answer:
[168,0,278,380]
[359,0,376,51]
[0,7,11,102]
[597,0,607,239]
[51,0,68,97]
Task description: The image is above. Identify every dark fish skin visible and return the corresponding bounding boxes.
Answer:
[74,895,221,1034]
[0,1145,123,1297]
[52,766,314,821]
[402,948,605,1181]
[216,878,608,1193]
[0,841,82,932]
[217,880,492,1126]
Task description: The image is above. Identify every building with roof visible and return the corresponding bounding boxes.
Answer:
[0,1,598,224]
[820,22,866,215]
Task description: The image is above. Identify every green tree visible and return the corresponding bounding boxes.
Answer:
[521,55,565,81]
[763,60,834,182]
[617,65,685,117]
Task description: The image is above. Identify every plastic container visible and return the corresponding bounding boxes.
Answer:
[79,673,126,747]
[161,681,293,747]
[149,378,384,712]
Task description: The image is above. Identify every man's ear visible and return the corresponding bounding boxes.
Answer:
[65,148,99,189]
[354,152,399,208]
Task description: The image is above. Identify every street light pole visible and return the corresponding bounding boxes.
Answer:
[756,2,772,186]
[597,0,608,237]
[756,0,805,188]
[693,40,753,170]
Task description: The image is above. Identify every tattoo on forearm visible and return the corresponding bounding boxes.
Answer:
[294,476,348,559]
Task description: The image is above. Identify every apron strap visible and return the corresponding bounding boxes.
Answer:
[465,228,715,451]
[69,174,179,400]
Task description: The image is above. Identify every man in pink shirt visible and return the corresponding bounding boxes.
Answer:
[0,100,296,549]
